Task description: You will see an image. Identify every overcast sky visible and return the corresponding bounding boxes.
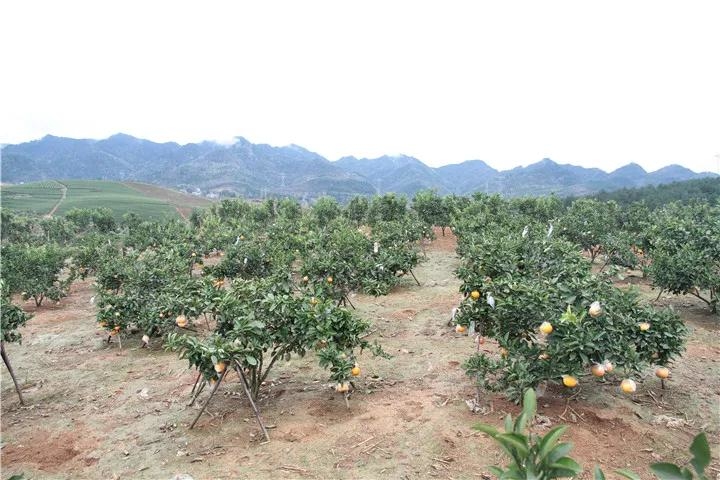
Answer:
[2,1,719,173]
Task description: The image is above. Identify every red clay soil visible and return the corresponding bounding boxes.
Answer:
[2,227,718,479]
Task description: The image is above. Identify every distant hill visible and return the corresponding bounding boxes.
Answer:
[579,177,720,209]
[2,134,716,199]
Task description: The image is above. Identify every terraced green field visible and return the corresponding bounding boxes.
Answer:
[0,180,65,214]
[1,180,212,219]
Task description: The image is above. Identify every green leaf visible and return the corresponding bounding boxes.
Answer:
[650,463,692,480]
[522,388,537,418]
[546,442,573,463]
[688,432,710,475]
[504,413,514,433]
[549,457,582,474]
[593,465,606,480]
[495,433,530,457]
[514,412,529,434]
[615,469,641,480]
[473,423,499,438]
[487,466,505,477]
[245,355,258,366]
[537,426,568,461]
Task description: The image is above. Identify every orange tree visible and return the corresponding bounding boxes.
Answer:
[206,219,302,281]
[0,243,75,307]
[558,198,621,263]
[165,274,385,400]
[647,203,719,313]
[452,200,687,402]
[344,195,370,226]
[300,217,374,301]
[94,245,214,339]
[300,216,424,299]
[412,189,451,236]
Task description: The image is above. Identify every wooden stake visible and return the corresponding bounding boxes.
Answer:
[409,270,421,286]
[190,371,202,395]
[188,378,207,407]
[234,361,270,442]
[189,370,227,429]
[1,341,25,405]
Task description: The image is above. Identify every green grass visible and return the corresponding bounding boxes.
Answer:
[0,180,64,214]
[55,180,177,219]
[1,180,211,220]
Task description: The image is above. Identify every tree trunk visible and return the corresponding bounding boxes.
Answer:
[1,341,25,405]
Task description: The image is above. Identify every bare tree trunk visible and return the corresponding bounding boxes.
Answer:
[1,341,25,405]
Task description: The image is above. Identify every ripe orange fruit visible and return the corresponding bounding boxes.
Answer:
[621,378,636,393]
[214,361,226,374]
[351,366,361,376]
[539,322,553,335]
[591,363,606,377]
[639,322,651,331]
[455,325,466,334]
[562,375,578,388]
[655,367,670,379]
[176,314,188,328]
[327,276,333,284]
[470,290,480,300]
[302,276,309,283]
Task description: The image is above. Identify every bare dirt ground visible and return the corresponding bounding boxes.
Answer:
[2,229,719,479]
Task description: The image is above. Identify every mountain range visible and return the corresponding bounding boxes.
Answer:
[1,134,716,200]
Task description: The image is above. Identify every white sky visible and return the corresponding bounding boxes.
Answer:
[1,1,719,173]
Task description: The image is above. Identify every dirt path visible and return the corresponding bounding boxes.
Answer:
[45,181,67,217]
[2,229,719,479]
[175,206,189,221]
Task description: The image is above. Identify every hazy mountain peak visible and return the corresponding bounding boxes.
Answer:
[2,134,715,199]
[611,163,647,175]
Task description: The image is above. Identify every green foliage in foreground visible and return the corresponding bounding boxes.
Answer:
[476,389,713,480]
